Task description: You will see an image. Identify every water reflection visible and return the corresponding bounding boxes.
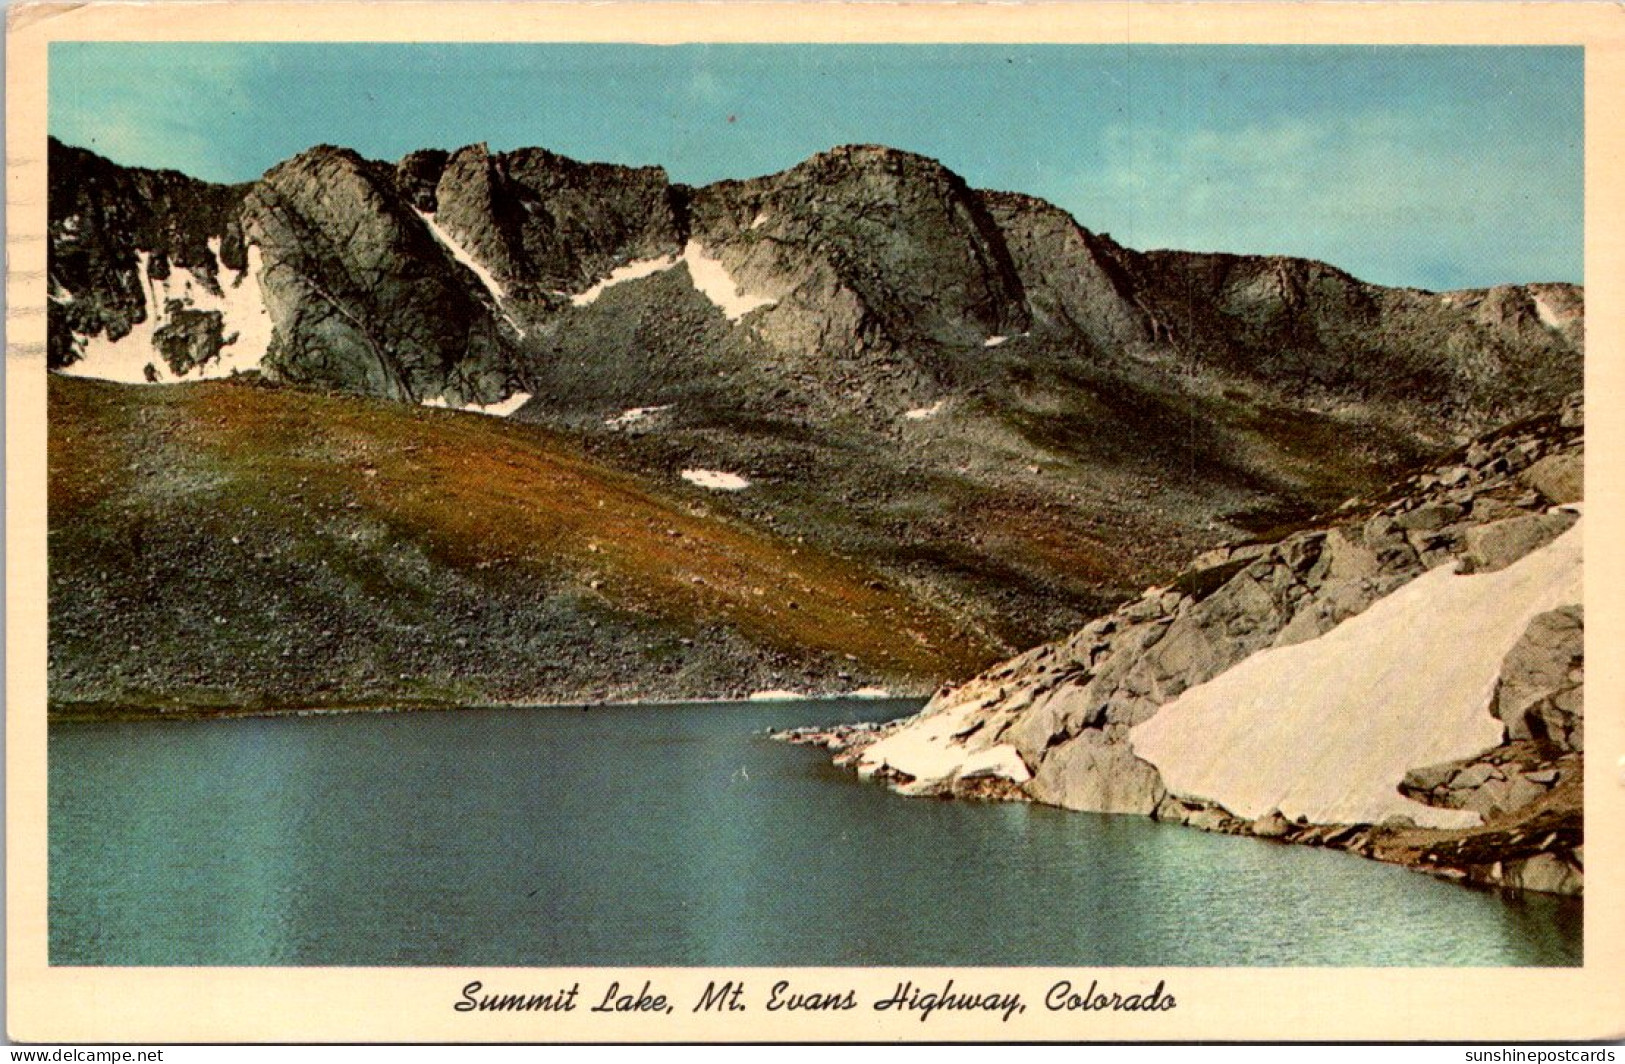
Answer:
[49,701,1581,967]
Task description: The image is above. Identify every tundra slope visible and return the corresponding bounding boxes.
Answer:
[47,137,1584,695]
[787,395,1585,895]
[48,373,994,715]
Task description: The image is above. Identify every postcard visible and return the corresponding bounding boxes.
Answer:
[6,1,1622,1044]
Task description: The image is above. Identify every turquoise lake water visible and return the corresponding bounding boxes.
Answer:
[48,699,1581,966]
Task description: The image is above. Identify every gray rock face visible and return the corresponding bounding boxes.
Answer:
[1026,731,1165,814]
[431,142,682,305]
[1460,511,1579,573]
[394,149,449,213]
[50,136,1582,440]
[1122,256,1582,425]
[242,145,518,404]
[1494,605,1584,749]
[689,145,1030,357]
[151,303,231,376]
[971,191,1151,354]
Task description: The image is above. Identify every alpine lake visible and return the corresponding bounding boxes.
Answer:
[49,698,1581,967]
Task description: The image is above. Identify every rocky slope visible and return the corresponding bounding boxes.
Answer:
[47,136,1585,703]
[48,373,996,716]
[786,394,1585,895]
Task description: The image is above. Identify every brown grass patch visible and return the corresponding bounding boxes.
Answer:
[52,376,996,680]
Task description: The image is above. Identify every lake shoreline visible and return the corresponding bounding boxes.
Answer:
[47,690,928,724]
[776,720,1584,900]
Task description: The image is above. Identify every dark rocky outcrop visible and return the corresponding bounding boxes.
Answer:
[47,138,249,368]
[242,145,518,404]
[394,148,449,213]
[689,145,1030,359]
[1122,253,1581,428]
[431,142,682,304]
[151,303,232,376]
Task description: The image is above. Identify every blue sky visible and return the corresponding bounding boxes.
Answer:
[50,43,1581,291]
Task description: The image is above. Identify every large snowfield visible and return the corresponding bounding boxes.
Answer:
[1130,514,1583,829]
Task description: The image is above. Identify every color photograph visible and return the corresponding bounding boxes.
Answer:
[9,3,1619,1044]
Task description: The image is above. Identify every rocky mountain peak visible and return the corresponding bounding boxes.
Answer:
[47,136,1582,442]
[425,140,682,301]
[242,143,517,404]
[274,142,375,175]
[395,148,450,212]
[682,139,1032,356]
[800,142,961,176]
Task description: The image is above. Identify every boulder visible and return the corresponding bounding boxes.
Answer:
[1025,731,1166,814]
[1560,392,1584,429]
[1393,501,1464,532]
[1400,761,1458,795]
[1152,794,1195,825]
[1503,853,1582,896]
[1170,556,1251,602]
[1439,466,1472,488]
[1493,605,1583,748]
[1185,807,1235,833]
[1460,510,1578,574]
[1520,452,1583,505]
[1250,810,1292,838]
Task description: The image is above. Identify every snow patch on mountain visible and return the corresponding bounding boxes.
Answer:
[562,238,877,324]
[416,209,506,299]
[1534,294,1563,329]
[571,255,681,306]
[415,209,524,335]
[904,400,946,421]
[60,242,272,385]
[606,405,672,428]
[216,243,274,371]
[422,391,532,418]
[1129,515,1583,829]
[681,469,751,491]
[680,241,777,321]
